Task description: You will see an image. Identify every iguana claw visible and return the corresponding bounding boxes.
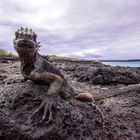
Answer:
[27,97,55,124]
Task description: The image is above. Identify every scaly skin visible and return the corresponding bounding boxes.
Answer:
[13,27,93,123]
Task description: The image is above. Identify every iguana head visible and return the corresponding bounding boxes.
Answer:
[13,27,41,57]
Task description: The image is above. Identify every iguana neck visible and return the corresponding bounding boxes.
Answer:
[19,51,37,67]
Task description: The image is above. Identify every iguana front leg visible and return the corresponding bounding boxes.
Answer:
[28,72,94,124]
[28,72,63,124]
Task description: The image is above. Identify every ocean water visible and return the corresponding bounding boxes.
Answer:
[102,61,140,67]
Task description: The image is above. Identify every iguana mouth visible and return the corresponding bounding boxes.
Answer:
[15,39,36,49]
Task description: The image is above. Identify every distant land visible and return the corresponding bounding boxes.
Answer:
[0,49,140,62]
[100,59,140,62]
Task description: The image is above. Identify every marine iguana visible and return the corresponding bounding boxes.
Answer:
[13,27,94,123]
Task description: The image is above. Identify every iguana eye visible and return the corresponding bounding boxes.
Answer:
[28,34,31,39]
[33,33,37,42]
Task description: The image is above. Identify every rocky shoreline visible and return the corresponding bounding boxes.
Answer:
[0,58,140,140]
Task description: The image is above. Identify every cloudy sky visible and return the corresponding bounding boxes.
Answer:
[0,0,140,60]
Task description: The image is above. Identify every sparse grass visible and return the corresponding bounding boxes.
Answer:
[48,55,81,61]
[0,49,78,61]
[0,49,18,58]
[0,49,93,62]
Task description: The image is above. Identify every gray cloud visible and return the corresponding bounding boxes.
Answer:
[0,0,140,59]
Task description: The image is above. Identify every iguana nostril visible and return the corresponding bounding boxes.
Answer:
[19,33,23,38]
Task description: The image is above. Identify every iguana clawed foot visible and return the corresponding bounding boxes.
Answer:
[27,97,55,124]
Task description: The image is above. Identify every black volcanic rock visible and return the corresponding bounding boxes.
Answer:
[74,65,140,84]
[0,83,108,140]
[0,58,140,140]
